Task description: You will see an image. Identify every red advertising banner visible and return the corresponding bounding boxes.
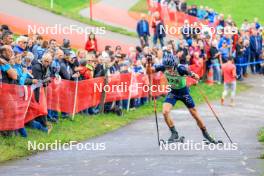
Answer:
[0,64,203,130]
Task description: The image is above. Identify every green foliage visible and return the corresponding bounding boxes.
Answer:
[187,0,264,26]
[129,0,148,14]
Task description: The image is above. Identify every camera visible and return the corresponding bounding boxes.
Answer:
[145,54,153,64]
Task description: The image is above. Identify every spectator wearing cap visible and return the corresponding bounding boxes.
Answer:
[85,32,98,54]
[59,50,80,81]
[136,14,150,47]
[0,25,11,33]
[61,38,74,56]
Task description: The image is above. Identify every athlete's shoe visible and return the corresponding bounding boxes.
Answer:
[168,132,179,142]
[202,130,217,144]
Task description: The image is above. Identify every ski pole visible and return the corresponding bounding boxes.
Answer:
[197,87,233,143]
[154,97,161,146]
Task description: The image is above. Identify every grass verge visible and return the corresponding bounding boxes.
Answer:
[184,0,263,26]
[21,0,137,37]
[0,82,250,163]
[258,128,264,159]
[129,0,148,14]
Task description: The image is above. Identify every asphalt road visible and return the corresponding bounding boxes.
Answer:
[0,75,263,176]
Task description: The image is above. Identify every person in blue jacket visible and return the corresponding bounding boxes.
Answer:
[137,14,150,47]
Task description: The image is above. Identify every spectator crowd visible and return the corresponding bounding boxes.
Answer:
[1,0,264,138]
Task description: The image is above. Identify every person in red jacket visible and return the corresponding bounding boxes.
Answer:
[79,59,93,80]
[85,32,98,54]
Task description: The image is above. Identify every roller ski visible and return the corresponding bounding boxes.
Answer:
[160,132,185,144]
[202,129,223,145]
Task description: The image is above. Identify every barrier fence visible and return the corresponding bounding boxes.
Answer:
[0,63,204,131]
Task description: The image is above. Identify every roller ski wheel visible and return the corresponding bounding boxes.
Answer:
[203,139,223,145]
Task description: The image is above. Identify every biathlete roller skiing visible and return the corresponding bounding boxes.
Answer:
[148,54,223,144]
